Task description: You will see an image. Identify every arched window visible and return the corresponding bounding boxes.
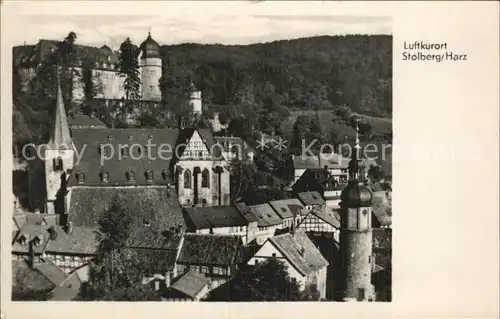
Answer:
[201,168,210,188]
[53,157,63,171]
[184,169,191,189]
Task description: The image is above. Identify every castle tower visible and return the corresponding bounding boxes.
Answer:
[44,78,75,214]
[139,31,162,101]
[189,82,202,115]
[339,119,375,301]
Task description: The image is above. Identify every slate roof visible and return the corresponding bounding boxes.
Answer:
[68,186,185,235]
[69,114,107,129]
[268,198,305,219]
[67,128,218,187]
[268,230,329,276]
[177,234,243,267]
[296,191,326,206]
[183,205,251,230]
[170,270,210,299]
[248,203,283,227]
[68,128,179,187]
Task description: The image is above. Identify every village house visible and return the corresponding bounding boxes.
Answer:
[176,233,244,291]
[248,203,283,245]
[268,198,307,230]
[182,203,258,245]
[247,230,329,299]
[162,269,211,301]
[292,168,344,209]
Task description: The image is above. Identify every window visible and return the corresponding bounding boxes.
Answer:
[53,157,63,171]
[201,168,210,188]
[127,170,135,182]
[272,253,276,258]
[202,198,207,206]
[184,170,191,189]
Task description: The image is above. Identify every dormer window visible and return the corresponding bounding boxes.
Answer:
[108,135,113,142]
[127,170,135,182]
[33,235,43,247]
[19,235,28,245]
[107,56,111,62]
[143,218,151,227]
[103,62,108,69]
[148,135,153,141]
[162,169,168,180]
[101,171,109,183]
[76,172,85,184]
[53,157,63,171]
[146,170,154,182]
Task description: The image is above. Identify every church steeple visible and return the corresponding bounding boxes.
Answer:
[49,78,72,150]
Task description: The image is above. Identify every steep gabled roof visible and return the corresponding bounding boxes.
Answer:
[48,82,72,150]
[268,230,329,277]
[296,191,325,206]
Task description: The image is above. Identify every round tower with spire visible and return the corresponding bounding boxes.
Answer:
[139,30,162,101]
[189,82,202,115]
[340,118,375,301]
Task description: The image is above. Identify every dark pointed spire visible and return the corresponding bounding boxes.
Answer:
[49,75,72,150]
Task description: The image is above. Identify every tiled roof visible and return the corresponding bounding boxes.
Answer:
[45,226,99,255]
[68,186,185,236]
[12,260,56,292]
[170,270,210,299]
[248,203,283,227]
[133,248,178,275]
[69,114,107,129]
[268,198,305,219]
[296,191,325,206]
[269,230,329,276]
[177,234,243,267]
[12,225,49,254]
[311,207,340,228]
[12,224,99,255]
[35,260,68,286]
[372,191,392,227]
[183,205,250,230]
[13,213,59,229]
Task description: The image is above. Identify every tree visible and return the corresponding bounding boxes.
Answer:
[76,198,160,301]
[207,258,303,301]
[118,38,141,101]
[230,158,256,202]
[368,164,385,182]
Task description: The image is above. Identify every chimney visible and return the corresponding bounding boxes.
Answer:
[165,271,171,288]
[66,221,73,235]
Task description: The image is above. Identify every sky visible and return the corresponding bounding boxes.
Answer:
[6,2,392,49]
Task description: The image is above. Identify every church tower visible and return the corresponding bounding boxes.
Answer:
[44,78,75,215]
[340,119,375,301]
[139,31,162,101]
[189,82,202,115]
